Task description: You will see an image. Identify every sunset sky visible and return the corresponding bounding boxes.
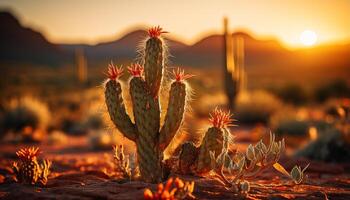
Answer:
[0,0,349,48]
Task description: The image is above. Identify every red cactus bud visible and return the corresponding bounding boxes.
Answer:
[209,108,234,128]
[148,26,167,38]
[172,68,194,82]
[16,147,40,161]
[106,62,124,80]
[128,63,144,77]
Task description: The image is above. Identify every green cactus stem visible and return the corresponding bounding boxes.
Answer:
[104,27,191,183]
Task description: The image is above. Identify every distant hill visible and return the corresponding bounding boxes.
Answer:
[60,30,188,63]
[0,10,349,78]
[0,11,71,66]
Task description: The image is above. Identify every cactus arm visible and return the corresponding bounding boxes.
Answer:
[159,82,186,150]
[144,37,164,97]
[105,80,137,141]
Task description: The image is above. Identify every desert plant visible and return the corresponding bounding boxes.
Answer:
[223,18,243,110]
[275,119,310,136]
[12,147,52,185]
[88,130,120,150]
[104,26,191,183]
[315,79,350,102]
[1,97,50,142]
[179,108,233,174]
[235,90,282,124]
[47,130,68,145]
[143,177,195,200]
[295,127,350,162]
[209,132,285,193]
[113,144,139,180]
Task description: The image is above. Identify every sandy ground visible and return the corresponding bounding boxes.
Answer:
[0,132,349,200]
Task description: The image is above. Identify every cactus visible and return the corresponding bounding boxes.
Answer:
[223,18,245,110]
[196,108,233,173]
[179,108,233,174]
[104,26,191,183]
[12,147,51,185]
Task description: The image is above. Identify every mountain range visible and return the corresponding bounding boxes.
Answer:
[0,11,349,72]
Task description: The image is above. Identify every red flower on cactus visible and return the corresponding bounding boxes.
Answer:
[148,26,167,38]
[106,62,124,80]
[16,147,40,161]
[172,68,194,82]
[128,63,144,77]
[209,108,234,128]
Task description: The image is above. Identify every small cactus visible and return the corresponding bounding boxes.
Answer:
[143,177,195,200]
[104,27,191,183]
[196,108,233,173]
[179,108,233,174]
[12,147,51,185]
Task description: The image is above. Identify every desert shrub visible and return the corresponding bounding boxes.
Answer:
[235,90,282,124]
[271,112,333,137]
[268,84,309,105]
[295,127,350,162]
[315,79,350,102]
[275,119,310,136]
[58,100,106,135]
[0,97,50,141]
[47,130,68,145]
[88,130,121,150]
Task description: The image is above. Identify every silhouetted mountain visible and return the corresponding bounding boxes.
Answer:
[0,11,71,66]
[61,30,189,64]
[0,10,349,74]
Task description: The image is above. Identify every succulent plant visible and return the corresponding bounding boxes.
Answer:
[143,177,195,200]
[179,108,233,174]
[104,26,191,183]
[290,164,309,184]
[209,132,285,193]
[12,147,51,185]
[197,108,233,174]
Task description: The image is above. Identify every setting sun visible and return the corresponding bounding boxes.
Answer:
[300,30,318,46]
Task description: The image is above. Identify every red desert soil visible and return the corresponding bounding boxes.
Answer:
[0,135,349,200]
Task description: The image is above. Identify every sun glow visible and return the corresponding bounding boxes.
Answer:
[300,30,318,46]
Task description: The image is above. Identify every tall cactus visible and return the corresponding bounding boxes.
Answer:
[104,26,191,183]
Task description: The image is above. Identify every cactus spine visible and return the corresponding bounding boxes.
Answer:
[12,147,51,185]
[104,27,190,183]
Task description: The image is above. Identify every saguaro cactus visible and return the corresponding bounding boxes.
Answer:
[104,27,191,183]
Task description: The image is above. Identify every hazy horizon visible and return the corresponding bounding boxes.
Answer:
[1,0,350,48]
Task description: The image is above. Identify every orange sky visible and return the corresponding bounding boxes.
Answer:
[1,0,349,48]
